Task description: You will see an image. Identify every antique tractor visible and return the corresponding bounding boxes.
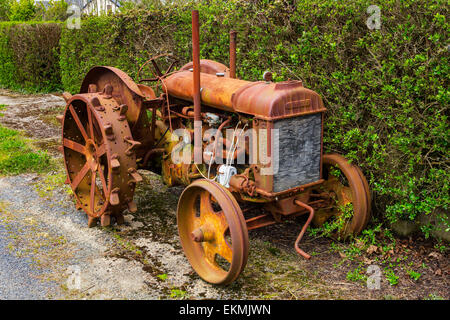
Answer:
[58,11,371,285]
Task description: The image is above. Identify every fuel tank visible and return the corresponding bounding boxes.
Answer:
[163,70,326,120]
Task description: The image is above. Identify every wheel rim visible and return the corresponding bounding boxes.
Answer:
[63,98,111,217]
[177,180,249,285]
[314,154,371,238]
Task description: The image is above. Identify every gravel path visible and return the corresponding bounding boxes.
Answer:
[0,225,57,299]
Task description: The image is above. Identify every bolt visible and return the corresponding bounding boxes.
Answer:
[191,228,204,242]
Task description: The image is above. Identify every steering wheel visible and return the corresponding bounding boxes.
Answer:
[137,53,179,83]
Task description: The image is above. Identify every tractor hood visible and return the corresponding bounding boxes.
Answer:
[163,70,326,120]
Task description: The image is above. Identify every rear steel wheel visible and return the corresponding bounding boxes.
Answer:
[177,180,249,285]
[62,93,141,227]
[313,153,371,238]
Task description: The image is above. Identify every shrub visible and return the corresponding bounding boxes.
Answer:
[8,0,36,22]
[0,21,62,92]
[36,0,69,22]
[59,15,133,93]
[0,0,12,21]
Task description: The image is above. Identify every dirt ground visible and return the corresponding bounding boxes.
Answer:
[0,89,448,300]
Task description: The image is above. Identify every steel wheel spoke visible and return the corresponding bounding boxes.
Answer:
[200,191,213,217]
[90,170,96,212]
[151,60,163,77]
[217,236,232,263]
[199,192,221,220]
[96,143,106,157]
[87,107,95,139]
[70,162,90,190]
[203,242,218,267]
[69,105,88,141]
[63,138,85,154]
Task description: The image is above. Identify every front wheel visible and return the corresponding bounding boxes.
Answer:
[177,180,249,285]
[312,153,371,238]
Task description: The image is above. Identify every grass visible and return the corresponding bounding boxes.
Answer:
[0,104,6,117]
[0,124,51,175]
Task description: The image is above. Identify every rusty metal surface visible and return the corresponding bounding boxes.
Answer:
[137,54,179,83]
[245,214,276,231]
[163,71,326,119]
[192,10,202,165]
[62,93,142,227]
[293,199,315,259]
[163,71,250,113]
[81,66,144,98]
[313,153,371,236]
[79,67,154,159]
[177,179,249,284]
[232,80,326,120]
[136,84,156,100]
[80,66,145,126]
[179,59,230,76]
[229,31,237,78]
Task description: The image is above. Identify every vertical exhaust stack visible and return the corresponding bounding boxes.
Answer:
[229,30,237,78]
[192,10,202,164]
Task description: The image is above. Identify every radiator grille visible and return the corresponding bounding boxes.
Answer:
[272,114,322,192]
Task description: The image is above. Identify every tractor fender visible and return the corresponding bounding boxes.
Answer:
[80,66,144,97]
[80,66,148,126]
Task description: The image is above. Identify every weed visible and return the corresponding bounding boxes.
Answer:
[170,288,187,299]
[407,270,421,281]
[426,293,444,300]
[157,273,168,281]
[384,268,399,286]
[346,264,367,284]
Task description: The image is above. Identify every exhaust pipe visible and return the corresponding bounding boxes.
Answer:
[192,10,202,164]
[229,30,237,78]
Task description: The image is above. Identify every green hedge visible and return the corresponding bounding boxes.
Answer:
[0,21,62,92]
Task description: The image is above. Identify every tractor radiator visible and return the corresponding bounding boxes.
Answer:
[272,113,322,192]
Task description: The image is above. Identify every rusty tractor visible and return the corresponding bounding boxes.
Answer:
[58,10,371,285]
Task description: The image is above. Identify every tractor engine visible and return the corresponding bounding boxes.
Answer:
[162,69,326,197]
